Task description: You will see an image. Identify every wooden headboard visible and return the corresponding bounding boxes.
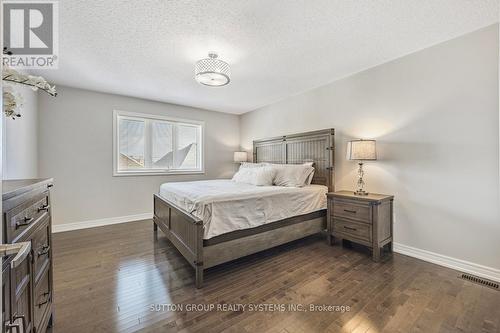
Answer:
[253,129,335,191]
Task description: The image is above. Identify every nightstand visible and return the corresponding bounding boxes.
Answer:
[327,191,394,262]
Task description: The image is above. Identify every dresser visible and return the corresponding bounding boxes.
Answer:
[2,179,54,333]
[327,191,394,261]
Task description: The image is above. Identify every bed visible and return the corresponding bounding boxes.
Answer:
[153,129,335,288]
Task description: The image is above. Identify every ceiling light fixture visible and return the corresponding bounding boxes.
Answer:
[195,52,230,87]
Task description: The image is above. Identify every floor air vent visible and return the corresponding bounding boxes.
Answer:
[459,273,499,290]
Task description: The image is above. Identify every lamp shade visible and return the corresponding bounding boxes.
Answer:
[233,151,247,163]
[346,140,377,161]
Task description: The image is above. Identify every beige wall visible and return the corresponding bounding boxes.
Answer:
[3,85,39,179]
[240,25,500,270]
[38,86,239,226]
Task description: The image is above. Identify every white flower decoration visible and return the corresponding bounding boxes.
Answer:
[3,86,23,119]
[2,66,57,97]
[2,66,56,119]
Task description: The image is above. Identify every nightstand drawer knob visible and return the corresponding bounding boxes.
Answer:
[343,209,357,214]
[343,226,357,231]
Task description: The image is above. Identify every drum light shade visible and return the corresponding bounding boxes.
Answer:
[346,140,377,161]
[195,53,231,87]
[233,151,247,163]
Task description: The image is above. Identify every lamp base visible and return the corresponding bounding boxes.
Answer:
[354,190,369,196]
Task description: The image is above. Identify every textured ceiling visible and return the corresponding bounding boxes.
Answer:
[32,0,498,114]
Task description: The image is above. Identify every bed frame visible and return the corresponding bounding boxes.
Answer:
[153,128,335,288]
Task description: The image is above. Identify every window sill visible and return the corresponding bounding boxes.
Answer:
[113,170,205,177]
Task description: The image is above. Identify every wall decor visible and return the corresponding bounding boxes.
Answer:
[2,66,57,119]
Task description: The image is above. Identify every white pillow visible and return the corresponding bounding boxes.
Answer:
[302,161,315,185]
[232,168,253,184]
[268,163,315,187]
[232,166,276,186]
[253,167,277,186]
[305,169,315,185]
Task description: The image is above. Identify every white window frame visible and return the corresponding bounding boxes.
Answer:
[113,110,205,176]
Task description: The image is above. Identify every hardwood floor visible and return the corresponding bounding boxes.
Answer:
[47,220,500,333]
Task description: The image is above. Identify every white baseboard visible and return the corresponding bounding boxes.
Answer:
[394,242,500,283]
[52,213,153,233]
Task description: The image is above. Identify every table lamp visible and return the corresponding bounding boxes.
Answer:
[233,151,247,164]
[346,139,377,195]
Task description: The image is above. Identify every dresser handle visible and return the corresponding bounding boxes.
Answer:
[38,292,51,307]
[15,217,34,228]
[343,226,357,231]
[343,209,357,214]
[38,204,50,213]
[37,245,50,257]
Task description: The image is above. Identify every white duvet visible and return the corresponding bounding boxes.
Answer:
[159,179,328,239]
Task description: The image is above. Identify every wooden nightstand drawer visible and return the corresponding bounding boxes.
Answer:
[333,219,372,243]
[332,200,371,223]
[327,191,394,262]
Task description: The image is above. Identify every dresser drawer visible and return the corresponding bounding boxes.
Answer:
[332,199,371,223]
[32,216,51,284]
[9,251,33,333]
[11,253,31,296]
[2,264,12,331]
[34,267,51,333]
[5,193,50,243]
[333,218,372,243]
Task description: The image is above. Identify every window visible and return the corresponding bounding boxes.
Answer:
[113,110,203,176]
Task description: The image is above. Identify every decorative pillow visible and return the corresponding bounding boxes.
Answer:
[268,163,315,187]
[232,166,276,186]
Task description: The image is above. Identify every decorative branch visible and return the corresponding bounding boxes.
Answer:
[2,66,57,119]
[2,67,57,97]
